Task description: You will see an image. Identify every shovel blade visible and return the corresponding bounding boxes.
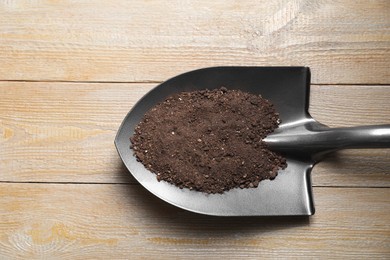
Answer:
[115,66,315,216]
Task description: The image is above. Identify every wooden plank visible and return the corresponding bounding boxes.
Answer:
[1,82,389,186]
[309,85,390,128]
[0,184,389,259]
[313,149,390,187]
[0,0,389,84]
[0,82,148,183]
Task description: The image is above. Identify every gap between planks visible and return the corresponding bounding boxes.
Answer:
[0,181,389,189]
[0,79,389,86]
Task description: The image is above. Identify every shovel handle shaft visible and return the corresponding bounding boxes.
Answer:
[313,124,390,149]
[265,124,390,157]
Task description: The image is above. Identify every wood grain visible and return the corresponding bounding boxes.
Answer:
[1,1,389,258]
[1,82,389,186]
[0,0,389,84]
[0,183,389,259]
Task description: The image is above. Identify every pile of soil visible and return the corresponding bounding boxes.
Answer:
[130,87,287,194]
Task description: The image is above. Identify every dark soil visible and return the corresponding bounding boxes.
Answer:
[130,87,287,194]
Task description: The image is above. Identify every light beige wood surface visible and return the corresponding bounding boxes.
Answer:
[1,0,389,259]
[0,0,389,84]
[0,184,389,259]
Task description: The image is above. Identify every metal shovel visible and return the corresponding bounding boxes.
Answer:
[115,67,390,216]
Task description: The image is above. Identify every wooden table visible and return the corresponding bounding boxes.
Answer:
[1,1,389,259]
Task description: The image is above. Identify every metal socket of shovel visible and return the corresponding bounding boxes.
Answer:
[115,67,390,216]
